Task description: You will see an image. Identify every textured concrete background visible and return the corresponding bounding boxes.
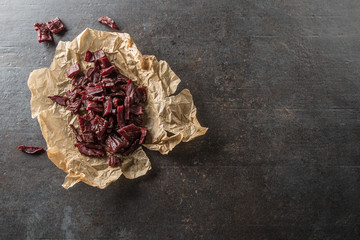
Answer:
[1,0,360,239]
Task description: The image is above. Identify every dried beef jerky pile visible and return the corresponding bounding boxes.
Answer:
[34,17,65,43]
[48,50,147,166]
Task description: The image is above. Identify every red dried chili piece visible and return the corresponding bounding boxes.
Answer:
[97,16,119,30]
[18,145,45,154]
[66,63,81,78]
[34,22,53,43]
[46,17,65,35]
[109,156,122,167]
[48,95,67,106]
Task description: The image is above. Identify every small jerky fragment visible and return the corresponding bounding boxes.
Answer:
[136,87,147,103]
[109,156,122,167]
[90,115,109,140]
[97,16,119,30]
[34,22,53,43]
[139,127,147,144]
[105,134,129,154]
[126,79,135,98]
[99,56,111,69]
[123,139,140,156]
[84,50,94,62]
[86,67,95,78]
[116,124,141,143]
[116,74,129,84]
[18,145,45,154]
[112,97,120,108]
[85,86,104,95]
[69,124,83,142]
[86,101,104,112]
[66,63,81,78]
[66,99,82,114]
[93,50,106,61]
[100,65,116,76]
[75,143,106,157]
[116,106,125,128]
[48,95,67,106]
[124,96,131,120]
[130,105,143,115]
[46,17,65,35]
[82,132,95,143]
[78,115,92,133]
[103,97,112,116]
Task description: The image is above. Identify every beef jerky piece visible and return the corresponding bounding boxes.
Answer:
[136,87,147,103]
[75,143,105,157]
[90,115,109,140]
[46,17,65,35]
[78,115,92,133]
[103,97,112,117]
[130,105,143,115]
[124,96,131,120]
[48,95,67,106]
[116,124,141,143]
[69,124,83,142]
[139,127,147,144]
[109,155,122,167]
[100,65,116,76]
[105,134,129,155]
[84,50,95,62]
[122,139,140,156]
[66,63,81,78]
[34,22,52,43]
[18,145,45,154]
[97,16,119,30]
[116,106,125,128]
[66,99,82,114]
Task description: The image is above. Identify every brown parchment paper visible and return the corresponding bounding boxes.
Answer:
[28,28,207,189]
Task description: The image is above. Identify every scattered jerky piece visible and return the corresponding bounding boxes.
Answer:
[97,16,119,30]
[66,63,81,78]
[18,145,45,154]
[48,95,67,106]
[34,22,53,43]
[109,155,122,167]
[46,17,65,35]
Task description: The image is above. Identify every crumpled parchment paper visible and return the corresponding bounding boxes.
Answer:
[28,28,207,189]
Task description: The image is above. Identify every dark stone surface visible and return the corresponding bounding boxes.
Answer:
[1,0,360,239]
